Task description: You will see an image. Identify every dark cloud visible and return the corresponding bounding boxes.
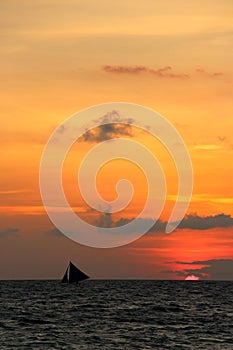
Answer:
[115,213,233,233]
[79,123,134,143]
[79,110,137,143]
[95,212,114,228]
[0,228,19,238]
[164,259,233,280]
[85,212,233,232]
[178,213,233,230]
[102,65,189,79]
[95,214,165,232]
[44,212,233,240]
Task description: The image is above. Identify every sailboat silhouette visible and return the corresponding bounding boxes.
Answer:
[61,261,90,284]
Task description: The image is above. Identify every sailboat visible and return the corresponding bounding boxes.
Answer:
[61,261,90,284]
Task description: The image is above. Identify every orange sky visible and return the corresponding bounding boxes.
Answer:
[0,0,232,279]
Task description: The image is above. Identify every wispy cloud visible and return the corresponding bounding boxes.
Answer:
[0,206,46,215]
[185,194,233,205]
[102,65,224,80]
[195,67,223,77]
[102,65,189,79]
[193,144,223,150]
[0,189,31,195]
[218,136,226,142]
[45,228,64,238]
[0,227,19,238]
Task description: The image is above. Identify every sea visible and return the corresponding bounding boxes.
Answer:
[0,280,232,349]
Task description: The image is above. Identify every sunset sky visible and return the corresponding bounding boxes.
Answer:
[1,0,232,280]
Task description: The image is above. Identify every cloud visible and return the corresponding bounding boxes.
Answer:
[57,125,66,134]
[0,228,19,238]
[102,65,189,79]
[102,65,148,74]
[189,194,233,205]
[94,213,233,232]
[193,144,223,150]
[116,213,233,232]
[178,213,233,230]
[195,67,223,77]
[164,259,233,280]
[43,212,233,241]
[102,65,224,80]
[45,228,64,238]
[79,110,136,143]
[95,212,114,228]
[94,213,166,232]
[218,136,226,142]
[80,123,135,143]
[0,189,30,195]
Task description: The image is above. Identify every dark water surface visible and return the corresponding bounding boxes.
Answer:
[0,280,232,349]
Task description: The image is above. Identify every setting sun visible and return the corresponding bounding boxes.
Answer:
[185,275,200,281]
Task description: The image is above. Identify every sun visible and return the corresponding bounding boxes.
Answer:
[185,275,200,281]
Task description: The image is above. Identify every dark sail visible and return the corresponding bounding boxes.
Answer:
[61,267,68,283]
[69,262,89,283]
[61,261,90,283]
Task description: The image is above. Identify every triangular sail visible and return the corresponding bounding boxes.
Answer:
[61,267,68,283]
[61,261,90,283]
[69,262,89,283]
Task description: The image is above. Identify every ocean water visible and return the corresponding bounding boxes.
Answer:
[0,280,232,350]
